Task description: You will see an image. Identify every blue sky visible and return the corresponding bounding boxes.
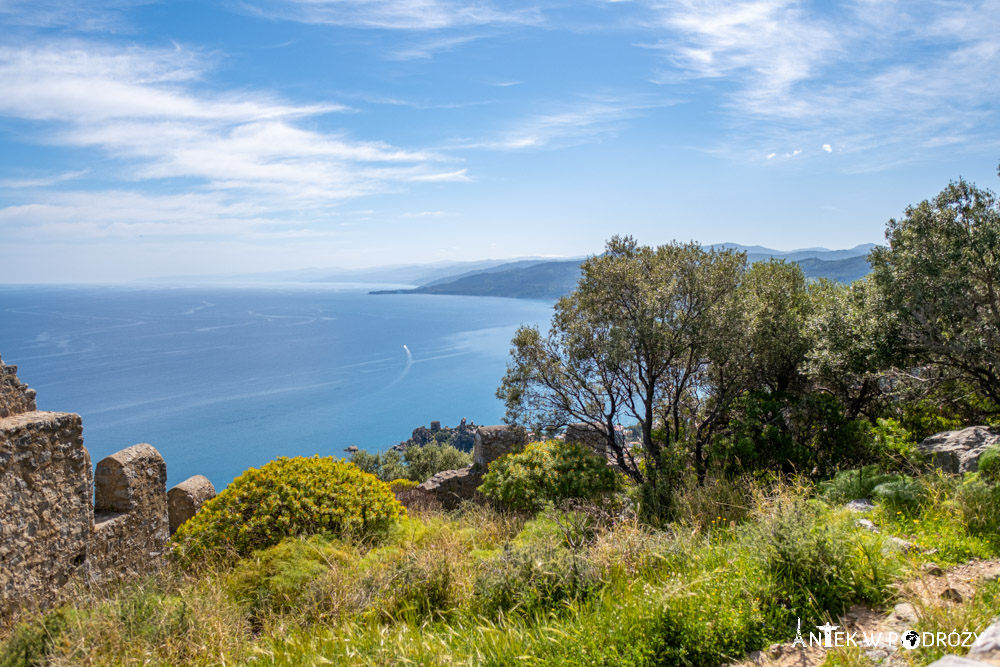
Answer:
[0,0,998,282]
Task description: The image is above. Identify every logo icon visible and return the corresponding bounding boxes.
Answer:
[901,630,920,650]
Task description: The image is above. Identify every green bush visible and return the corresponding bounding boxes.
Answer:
[978,444,1000,483]
[172,456,404,559]
[819,466,902,504]
[956,477,1000,536]
[403,443,471,483]
[478,440,619,512]
[871,478,926,514]
[473,541,599,617]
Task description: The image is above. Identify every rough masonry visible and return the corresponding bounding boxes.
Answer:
[414,424,527,509]
[0,354,215,624]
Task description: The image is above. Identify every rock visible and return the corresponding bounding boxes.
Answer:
[887,536,917,553]
[846,499,876,512]
[893,602,919,624]
[748,650,764,664]
[922,562,945,576]
[918,426,1000,474]
[940,587,964,603]
[866,649,890,663]
[167,475,216,534]
[925,656,992,667]
[767,643,783,657]
[969,619,1000,663]
[924,548,940,556]
[344,445,358,453]
[857,518,880,532]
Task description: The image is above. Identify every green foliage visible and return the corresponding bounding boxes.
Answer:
[870,478,926,514]
[978,443,1000,483]
[478,439,619,511]
[870,174,1000,410]
[0,609,70,667]
[402,442,472,483]
[349,444,471,483]
[718,391,875,477]
[172,456,404,559]
[818,466,901,503]
[956,476,1000,537]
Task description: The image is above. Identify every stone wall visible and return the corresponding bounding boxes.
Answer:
[0,409,90,621]
[89,444,170,584]
[0,353,37,418]
[413,425,528,509]
[0,355,215,624]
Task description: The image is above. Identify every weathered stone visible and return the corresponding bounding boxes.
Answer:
[922,562,945,576]
[887,536,917,553]
[925,655,992,667]
[565,422,615,455]
[0,409,89,622]
[857,518,879,532]
[417,465,481,509]
[167,475,216,534]
[940,587,964,603]
[90,444,169,583]
[893,602,919,624]
[0,354,37,419]
[473,425,527,471]
[969,619,1000,664]
[846,498,876,512]
[0,353,210,624]
[918,426,1000,474]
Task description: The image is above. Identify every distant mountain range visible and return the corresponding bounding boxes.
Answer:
[370,243,876,301]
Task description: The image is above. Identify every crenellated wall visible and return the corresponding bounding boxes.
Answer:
[0,354,215,625]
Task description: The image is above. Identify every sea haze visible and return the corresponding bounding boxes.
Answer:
[0,285,552,490]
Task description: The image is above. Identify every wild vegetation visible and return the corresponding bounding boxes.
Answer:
[2,171,999,666]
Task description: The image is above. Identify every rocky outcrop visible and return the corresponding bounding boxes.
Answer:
[412,425,527,509]
[168,475,216,534]
[927,618,1000,667]
[392,418,478,453]
[919,426,1000,474]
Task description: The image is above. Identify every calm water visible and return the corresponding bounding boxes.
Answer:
[0,285,552,489]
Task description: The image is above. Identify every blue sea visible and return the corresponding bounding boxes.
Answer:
[0,285,552,490]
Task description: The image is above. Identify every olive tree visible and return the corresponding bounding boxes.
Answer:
[870,174,1000,411]
[498,236,745,483]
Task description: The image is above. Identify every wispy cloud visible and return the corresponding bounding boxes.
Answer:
[0,168,90,188]
[458,96,663,150]
[0,40,469,241]
[643,0,1000,163]
[0,0,154,32]
[239,0,543,30]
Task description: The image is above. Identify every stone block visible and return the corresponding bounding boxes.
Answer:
[473,425,527,471]
[919,426,1000,474]
[167,475,216,534]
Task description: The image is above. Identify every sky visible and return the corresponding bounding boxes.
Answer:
[0,0,998,283]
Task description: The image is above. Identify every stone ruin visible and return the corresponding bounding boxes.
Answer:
[0,354,216,624]
[413,425,528,509]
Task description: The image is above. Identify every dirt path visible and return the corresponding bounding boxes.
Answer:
[738,559,1000,667]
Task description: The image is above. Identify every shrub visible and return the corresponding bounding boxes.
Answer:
[819,466,902,504]
[473,541,600,617]
[172,456,404,559]
[478,440,619,512]
[978,444,1000,483]
[403,443,472,483]
[871,478,926,514]
[956,477,1000,536]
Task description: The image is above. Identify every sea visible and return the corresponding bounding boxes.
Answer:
[0,284,553,490]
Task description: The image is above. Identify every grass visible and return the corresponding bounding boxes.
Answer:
[2,472,998,667]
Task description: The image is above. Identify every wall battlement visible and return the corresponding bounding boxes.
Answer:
[0,355,215,624]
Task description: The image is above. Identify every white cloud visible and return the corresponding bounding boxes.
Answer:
[240,0,543,30]
[0,169,90,188]
[822,143,832,152]
[0,41,467,216]
[460,97,661,150]
[645,0,1000,162]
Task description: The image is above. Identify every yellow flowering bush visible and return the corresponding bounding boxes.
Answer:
[172,456,404,559]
